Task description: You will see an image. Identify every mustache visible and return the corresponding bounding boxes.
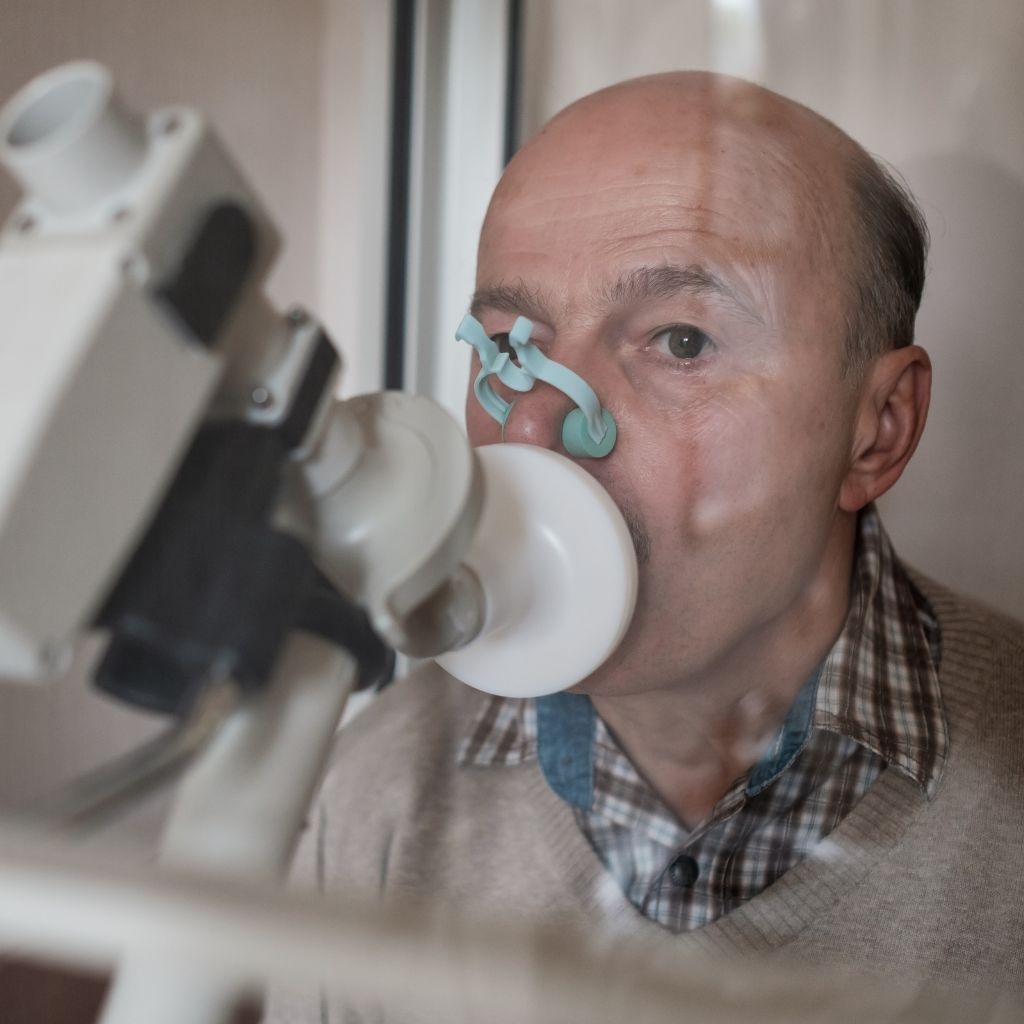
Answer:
[618,500,651,565]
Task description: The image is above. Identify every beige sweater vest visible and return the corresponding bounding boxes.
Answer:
[272,575,1024,1020]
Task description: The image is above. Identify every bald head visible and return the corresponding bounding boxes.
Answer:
[481,72,927,375]
[526,71,854,162]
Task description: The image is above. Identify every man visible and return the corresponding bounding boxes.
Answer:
[279,72,1024,1015]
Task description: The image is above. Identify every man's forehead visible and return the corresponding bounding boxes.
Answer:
[476,109,849,328]
[484,135,831,238]
[474,165,809,328]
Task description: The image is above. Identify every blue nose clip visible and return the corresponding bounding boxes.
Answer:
[456,314,617,458]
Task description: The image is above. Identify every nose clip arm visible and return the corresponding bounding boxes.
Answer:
[456,314,617,458]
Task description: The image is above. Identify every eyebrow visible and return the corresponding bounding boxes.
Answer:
[470,263,764,326]
[469,280,550,323]
[602,264,765,325]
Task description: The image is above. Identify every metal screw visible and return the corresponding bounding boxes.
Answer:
[111,206,132,224]
[120,254,148,283]
[287,307,308,327]
[251,386,274,409]
[159,113,181,136]
[41,642,69,674]
[16,213,36,234]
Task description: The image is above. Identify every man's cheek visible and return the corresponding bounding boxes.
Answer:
[666,427,785,546]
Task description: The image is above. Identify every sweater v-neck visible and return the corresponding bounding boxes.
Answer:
[516,577,987,956]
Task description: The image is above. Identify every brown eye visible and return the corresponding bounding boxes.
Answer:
[655,324,714,360]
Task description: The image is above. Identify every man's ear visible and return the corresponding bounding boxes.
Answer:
[839,345,931,512]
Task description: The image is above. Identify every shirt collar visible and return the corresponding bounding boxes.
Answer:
[535,692,595,810]
[813,506,946,796]
[458,505,946,801]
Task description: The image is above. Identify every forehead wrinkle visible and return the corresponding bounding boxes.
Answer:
[491,185,760,231]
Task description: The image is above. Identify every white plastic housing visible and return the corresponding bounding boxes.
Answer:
[0,242,220,678]
[437,444,638,697]
[0,62,282,679]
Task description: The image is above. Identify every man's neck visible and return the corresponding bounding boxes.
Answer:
[589,521,856,829]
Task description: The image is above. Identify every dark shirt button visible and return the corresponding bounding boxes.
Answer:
[668,854,700,889]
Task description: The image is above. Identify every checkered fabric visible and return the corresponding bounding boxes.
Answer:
[458,507,945,932]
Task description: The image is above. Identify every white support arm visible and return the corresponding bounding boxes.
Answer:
[99,631,354,1024]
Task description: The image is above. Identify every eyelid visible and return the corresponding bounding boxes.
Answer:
[649,322,716,344]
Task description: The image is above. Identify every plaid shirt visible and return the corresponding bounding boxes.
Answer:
[458,507,946,932]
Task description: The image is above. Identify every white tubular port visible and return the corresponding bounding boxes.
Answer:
[0,61,147,214]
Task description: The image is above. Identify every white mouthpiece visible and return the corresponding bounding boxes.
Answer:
[436,444,638,698]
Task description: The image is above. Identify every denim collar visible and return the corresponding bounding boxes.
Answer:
[536,692,595,810]
[535,669,821,812]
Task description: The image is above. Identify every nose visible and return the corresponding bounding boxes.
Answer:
[498,353,617,458]
[499,377,577,451]
[458,313,616,457]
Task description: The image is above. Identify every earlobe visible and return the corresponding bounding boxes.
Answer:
[839,345,932,512]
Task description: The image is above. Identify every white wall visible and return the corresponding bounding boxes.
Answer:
[0,0,390,824]
[517,0,1024,619]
